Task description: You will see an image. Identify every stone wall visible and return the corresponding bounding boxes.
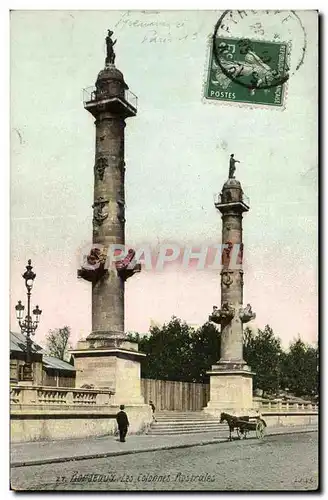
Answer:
[10,384,318,442]
[262,413,318,427]
[10,385,152,443]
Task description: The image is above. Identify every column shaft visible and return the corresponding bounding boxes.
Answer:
[92,113,126,335]
[220,211,244,363]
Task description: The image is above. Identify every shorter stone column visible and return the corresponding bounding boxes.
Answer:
[203,166,256,416]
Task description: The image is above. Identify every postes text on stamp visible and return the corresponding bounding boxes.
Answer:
[205,36,289,107]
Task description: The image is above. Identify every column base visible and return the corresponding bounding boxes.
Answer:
[86,330,129,345]
[70,337,146,405]
[203,363,255,417]
[211,359,252,372]
[203,405,258,418]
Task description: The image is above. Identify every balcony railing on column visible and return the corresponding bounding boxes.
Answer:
[82,86,138,110]
[215,192,250,206]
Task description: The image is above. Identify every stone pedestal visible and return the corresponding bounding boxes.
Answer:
[70,339,145,405]
[204,367,255,417]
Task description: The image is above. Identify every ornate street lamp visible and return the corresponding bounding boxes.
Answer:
[15,260,42,382]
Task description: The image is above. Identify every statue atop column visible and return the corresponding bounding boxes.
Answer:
[229,154,240,179]
[105,29,117,65]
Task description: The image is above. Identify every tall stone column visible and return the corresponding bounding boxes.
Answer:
[71,32,146,408]
[91,109,126,338]
[204,157,256,415]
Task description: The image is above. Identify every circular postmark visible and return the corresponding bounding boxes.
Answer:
[212,10,307,92]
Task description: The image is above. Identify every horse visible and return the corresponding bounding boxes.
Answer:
[220,412,250,441]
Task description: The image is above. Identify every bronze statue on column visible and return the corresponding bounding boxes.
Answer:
[105,29,117,65]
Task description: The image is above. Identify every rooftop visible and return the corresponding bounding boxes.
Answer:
[10,331,75,372]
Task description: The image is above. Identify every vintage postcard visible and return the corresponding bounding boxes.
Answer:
[10,9,318,492]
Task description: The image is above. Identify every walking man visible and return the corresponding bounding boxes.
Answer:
[116,404,129,442]
[149,400,157,422]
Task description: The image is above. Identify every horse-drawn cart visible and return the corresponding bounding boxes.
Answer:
[220,412,267,441]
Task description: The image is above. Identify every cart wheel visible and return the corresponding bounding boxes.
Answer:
[256,420,265,439]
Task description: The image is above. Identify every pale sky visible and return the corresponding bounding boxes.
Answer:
[10,10,318,349]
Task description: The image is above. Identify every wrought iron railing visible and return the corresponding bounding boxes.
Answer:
[82,86,138,110]
[82,86,95,104]
[216,192,250,206]
[125,89,138,109]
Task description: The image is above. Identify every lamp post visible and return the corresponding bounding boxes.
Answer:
[15,260,42,382]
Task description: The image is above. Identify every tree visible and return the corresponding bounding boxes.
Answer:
[128,317,194,381]
[243,326,256,364]
[243,325,283,395]
[45,326,71,361]
[129,320,318,396]
[190,322,221,382]
[281,338,318,397]
[128,318,221,383]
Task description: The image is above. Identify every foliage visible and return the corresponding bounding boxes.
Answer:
[129,317,194,381]
[129,318,318,398]
[128,318,220,383]
[45,326,71,361]
[280,338,318,397]
[243,325,283,395]
[189,322,220,382]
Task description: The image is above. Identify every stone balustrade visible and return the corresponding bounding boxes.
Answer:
[10,384,114,407]
[73,390,97,406]
[10,386,22,404]
[10,385,152,442]
[37,388,68,405]
[254,397,318,413]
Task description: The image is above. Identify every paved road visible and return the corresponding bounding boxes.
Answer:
[11,432,318,491]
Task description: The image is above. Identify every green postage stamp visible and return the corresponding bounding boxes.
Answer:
[205,37,289,107]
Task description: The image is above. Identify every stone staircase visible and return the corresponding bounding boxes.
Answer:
[146,411,227,436]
